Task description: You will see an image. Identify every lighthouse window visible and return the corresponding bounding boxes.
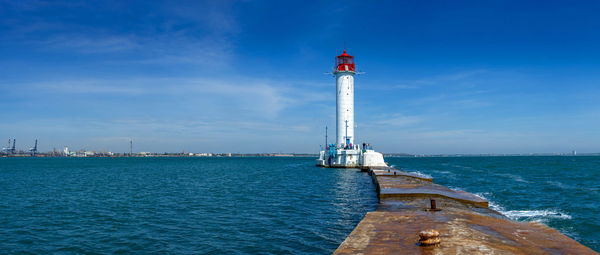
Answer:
[338,57,353,64]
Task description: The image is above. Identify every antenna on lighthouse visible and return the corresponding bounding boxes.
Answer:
[345,120,349,147]
[325,126,328,149]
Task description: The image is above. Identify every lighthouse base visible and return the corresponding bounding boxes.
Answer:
[316,146,387,169]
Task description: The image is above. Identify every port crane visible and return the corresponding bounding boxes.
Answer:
[29,139,38,156]
[2,139,16,154]
[2,139,10,153]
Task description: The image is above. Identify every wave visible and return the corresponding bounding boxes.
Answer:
[494,173,530,183]
[406,170,432,179]
[475,193,571,222]
[448,186,465,192]
[393,166,433,179]
[501,210,572,220]
[545,180,573,190]
[429,169,458,179]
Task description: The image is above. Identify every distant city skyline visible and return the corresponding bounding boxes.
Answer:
[1,1,600,154]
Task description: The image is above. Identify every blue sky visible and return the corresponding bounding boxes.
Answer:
[1,0,600,154]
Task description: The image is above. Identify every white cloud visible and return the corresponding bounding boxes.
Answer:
[40,34,140,53]
[372,70,490,91]
[3,1,240,67]
[11,76,330,119]
[369,114,423,127]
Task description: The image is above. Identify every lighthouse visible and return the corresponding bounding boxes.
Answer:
[316,50,387,168]
[335,51,355,147]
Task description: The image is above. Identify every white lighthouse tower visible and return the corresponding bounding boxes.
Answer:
[317,50,387,168]
[335,51,355,147]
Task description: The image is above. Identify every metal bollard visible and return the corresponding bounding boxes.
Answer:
[426,199,441,211]
[419,229,441,246]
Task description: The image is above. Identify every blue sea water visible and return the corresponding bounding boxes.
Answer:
[0,156,598,253]
[0,157,376,254]
[387,156,600,252]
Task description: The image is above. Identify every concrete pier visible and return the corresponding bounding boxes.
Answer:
[333,167,598,255]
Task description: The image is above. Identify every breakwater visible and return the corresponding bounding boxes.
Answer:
[334,166,597,254]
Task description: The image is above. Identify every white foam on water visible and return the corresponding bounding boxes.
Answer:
[430,169,457,179]
[407,170,432,179]
[387,166,433,179]
[474,193,572,222]
[451,164,473,170]
[501,210,572,220]
[448,186,465,192]
[545,180,572,190]
[494,173,530,183]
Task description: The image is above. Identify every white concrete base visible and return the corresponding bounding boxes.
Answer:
[360,150,387,168]
[316,147,387,168]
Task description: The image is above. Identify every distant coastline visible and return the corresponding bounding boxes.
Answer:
[1,152,599,158]
[0,152,316,158]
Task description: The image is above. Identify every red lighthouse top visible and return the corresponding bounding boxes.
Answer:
[335,50,355,73]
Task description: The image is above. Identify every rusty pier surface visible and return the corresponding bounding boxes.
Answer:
[334,167,597,255]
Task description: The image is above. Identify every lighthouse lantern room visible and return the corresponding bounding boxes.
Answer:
[335,51,355,72]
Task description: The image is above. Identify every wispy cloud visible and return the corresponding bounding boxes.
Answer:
[373,70,489,90]
[366,114,423,127]
[39,34,139,53]
[30,80,146,94]
[8,76,330,119]
[406,88,493,110]
[1,0,239,67]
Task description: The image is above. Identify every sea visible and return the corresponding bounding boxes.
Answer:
[0,156,598,254]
